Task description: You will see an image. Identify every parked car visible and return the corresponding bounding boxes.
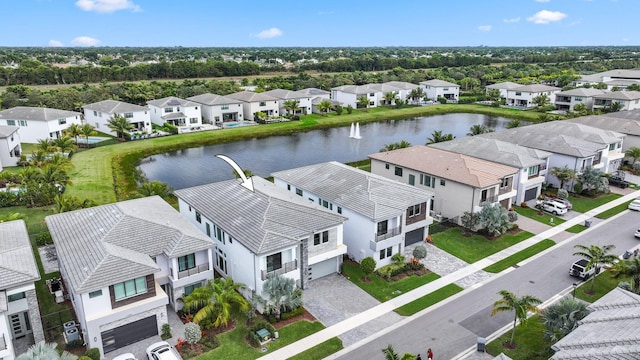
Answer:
[609,173,630,188]
[629,200,640,211]
[569,259,595,280]
[549,198,572,210]
[634,228,640,238]
[536,199,568,215]
[146,342,182,360]
[113,353,137,360]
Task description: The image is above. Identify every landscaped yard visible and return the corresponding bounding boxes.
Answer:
[595,199,633,219]
[432,228,534,263]
[513,206,565,226]
[485,316,554,360]
[483,239,555,273]
[395,283,463,316]
[574,269,628,303]
[568,193,621,213]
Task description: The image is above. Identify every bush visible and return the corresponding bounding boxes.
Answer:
[335,105,343,115]
[507,210,518,222]
[360,257,376,280]
[84,348,100,360]
[412,245,427,260]
[78,356,93,360]
[247,331,262,347]
[557,189,569,199]
[391,253,405,265]
[520,201,528,208]
[184,322,202,344]
[199,335,220,352]
[35,232,53,246]
[437,96,447,104]
[161,323,172,340]
[376,263,405,281]
[573,182,583,194]
[248,320,275,346]
[280,306,304,321]
[162,122,178,135]
[346,104,354,114]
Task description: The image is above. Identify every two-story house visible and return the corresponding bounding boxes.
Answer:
[0,126,21,169]
[262,89,313,116]
[431,137,551,204]
[0,107,82,144]
[0,220,44,360]
[485,82,521,100]
[419,79,460,102]
[383,81,420,103]
[505,84,561,108]
[186,93,245,125]
[175,176,347,298]
[331,85,380,109]
[226,91,280,121]
[272,162,434,268]
[553,88,606,112]
[592,91,640,112]
[567,112,640,151]
[82,100,152,135]
[369,146,518,221]
[45,196,215,357]
[147,97,202,130]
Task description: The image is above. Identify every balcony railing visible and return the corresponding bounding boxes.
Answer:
[177,263,210,279]
[480,195,499,206]
[376,226,402,242]
[261,260,297,280]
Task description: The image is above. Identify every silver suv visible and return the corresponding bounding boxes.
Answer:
[536,199,568,215]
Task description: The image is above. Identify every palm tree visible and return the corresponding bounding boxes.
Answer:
[16,341,77,360]
[52,195,96,213]
[383,92,397,106]
[550,165,577,190]
[356,95,369,110]
[316,99,333,116]
[609,257,640,293]
[46,153,74,170]
[506,118,521,129]
[41,164,72,188]
[625,146,640,165]
[28,150,49,167]
[467,124,492,136]
[79,124,97,144]
[107,114,134,139]
[64,123,82,144]
[283,99,300,116]
[541,297,589,341]
[52,136,77,154]
[381,344,415,360]
[486,88,501,102]
[380,140,411,152]
[573,244,618,292]
[491,290,542,346]
[532,94,550,108]
[138,180,173,199]
[259,274,302,320]
[426,130,455,144]
[182,278,249,328]
[409,87,425,105]
[36,138,56,153]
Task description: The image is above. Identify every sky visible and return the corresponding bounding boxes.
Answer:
[2,0,637,47]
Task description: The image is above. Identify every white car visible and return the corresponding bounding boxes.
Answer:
[112,354,137,360]
[635,228,640,238]
[629,200,640,211]
[146,342,182,360]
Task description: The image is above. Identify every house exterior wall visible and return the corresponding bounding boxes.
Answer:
[201,103,245,124]
[0,312,13,360]
[0,131,21,167]
[1,283,43,360]
[506,90,559,108]
[593,98,640,111]
[421,85,460,101]
[331,91,358,108]
[277,97,312,116]
[554,95,596,111]
[148,105,202,127]
[621,134,640,152]
[242,101,279,120]
[0,115,81,144]
[83,109,152,136]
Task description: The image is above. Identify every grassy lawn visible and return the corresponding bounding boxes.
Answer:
[288,338,343,360]
[432,228,534,263]
[483,239,555,273]
[341,261,440,302]
[513,206,565,226]
[568,193,621,213]
[486,316,554,360]
[595,200,632,219]
[574,270,628,303]
[395,283,463,316]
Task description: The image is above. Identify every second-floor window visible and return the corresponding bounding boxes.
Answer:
[609,143,616,151]
[178,253,196,272]
[114,277,147,300]
[221,104,229,110]
[295,188,303,196]
[8,292,25,302]
[267,253,282,272]
[409,174,415,185]
[164,107,173,113]
[58,118,66,125]
[195,211,201,223]
[6,120,15,126]
[259,101,266,106]
[89,290,102,298]
[528,165,538,177]
[377,220,388,235]
[408,204,421,217]
[184,282,201,296]
[314,231,329,245]
[501,177,510,188]
[394,167,403,177]
[124,112,134,118]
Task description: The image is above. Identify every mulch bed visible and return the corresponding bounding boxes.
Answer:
[272,308,316,329]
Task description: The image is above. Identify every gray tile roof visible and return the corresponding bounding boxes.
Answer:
[330,85,377,95]
[382,81,419,90]
[511,84,561,93]
[0,106,81,122]
[297,88,330,97]
[0,125,19,138]
[550,288,640,359]
[262,89,310,100]
[555,88,606,97]
[271,161,434,221]
[430,137,550,169]
[366,83,403,93]
[311,97,341,105]
[593,90,640,101]
[526,121,625,145]
[45,196,214,294]
[420,79,459,87]
[186,93,242,106]
[567,115,640,136]
[598,109,640,122]
[578,69,640,83]
[486,82,521,90]
[226,91,279,103]
[147,96,199,108]
[82,100,148,113]
[175,177,347,255]
[604,79,640,87]
[0,220,40,289]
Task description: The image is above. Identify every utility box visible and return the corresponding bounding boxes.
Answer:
[477,337,486,352]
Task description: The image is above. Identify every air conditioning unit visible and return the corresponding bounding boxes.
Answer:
[63,321,76,331]
[64,328,80,343]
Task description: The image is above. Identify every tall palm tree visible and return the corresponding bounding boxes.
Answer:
[182,278,249,328]
[16,340,77,360]
[609,257,640,294]
[625,146,640,165]
[409,87,425,105]
[79,124,97,144]
[64,123,82,144]
[46,153,74,170]
[259,274,302,320]
[573,244,618,292]
[138,181,173,199]
[316,99,333,116]
[41,164,72,188]
[28,150,49,167]
[107,114,134,139]
[491,290,542,346]
[52,136,77,154]
[550,165,577,190]
[426,130,455,144]
[467,124,492,136]
[283,99,300,116]
[356,95,369,110]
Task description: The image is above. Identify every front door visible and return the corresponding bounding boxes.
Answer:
[10,312,31,338]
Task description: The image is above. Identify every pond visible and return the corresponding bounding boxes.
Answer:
[138,113,516,190]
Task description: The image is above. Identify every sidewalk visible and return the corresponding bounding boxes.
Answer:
[258,190,640,360]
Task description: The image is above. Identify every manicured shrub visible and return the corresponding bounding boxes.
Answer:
[412,245,427,260]
[184,322,202,344]
[64,339,83,350]
[36,232,53,246]
[84,348,100,360]
[280,306,304,320]
[437,96,447,104]
[335,105,343,115]
[161,323,172,340]
[360,257,376,280]
[346,104,354,114]
[507,210,518,222]
[557,189,569,199]
[78,356,93,360]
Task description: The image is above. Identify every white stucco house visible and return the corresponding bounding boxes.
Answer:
[147,97,202,129]
[226,91,280,121]
[505,84,561,108]
[592,91,640,112]
[82,100,152,136]
[567,111,640,151]
[262,89,313,116]
[272,162,434,268]
[553,88,606,112]
[572,69,640,89]
[0,107,82,144]
[186,93,245,124]
[419,79,460,102]
[331,85,380,109]
[383,81,420,102]
[485,82,521,99]
[175,176,347,298]
[297,88,330,101]
[430,137,551,204]
[45,196,215,357]
[0,126,21,168]
[0,220,44,360]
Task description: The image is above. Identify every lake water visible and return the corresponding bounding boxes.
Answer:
[139,113,514,189]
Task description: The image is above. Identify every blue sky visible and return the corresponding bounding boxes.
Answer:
[3,0,636,47]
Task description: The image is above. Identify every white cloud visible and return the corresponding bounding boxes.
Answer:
[504,17,520,23]
[48,40,64,47]
[255,27,283,39]
[527,10,567,24]
[71,36,101,46]
[75,0,141,13]
[478,25,492,32]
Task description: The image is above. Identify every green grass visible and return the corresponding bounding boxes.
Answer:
[595,200,633,219]
[341,261,440,302]
[513,206,565,226]
[565,224,587,233]
[288,338,343,360]
[432,228,534,263]
[395,283,464,316]
[574,271,628,303]
[483,239,555,273]
[568,193,622,213]
[485,316,555,360]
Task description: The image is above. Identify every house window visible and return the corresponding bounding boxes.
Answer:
[377,220,388,235]
[114,277,147,300]
[206,222,211,237]
[385,163,390,169]
[221,105,229,110]
[151,256,156,263]
[440,179,446,186]
[295,188,303,196]
[89,290,102,298]
[408,204,421,217]
[164,107,173,113]
[322,200,329,208]
[501,177,509,188]
[183,282,201,296]
[124,112,134,118]
[259,101,266,106]
[379,246,393,260]
[574,97,583,102]
[178,253,196,272]
[337,207,342,214]
[93,111,98,116]
[287,184,291,191]
[58,118,66,125]
[18,120,27,127]
[515,92,522,96]
[8,292,25,302]
[408,174,415,185]
[267,253,282,272]
[314,230,329,245]
[609,143,616,151]
[216,226,222,241]
[369,93,375,97]
[394,167,403,177]
[481,189,488,202]
[195,211,201,223]
[190,117,198,124]
[6,120,15,126]
[528,165,539,177]
[443,88,449,91]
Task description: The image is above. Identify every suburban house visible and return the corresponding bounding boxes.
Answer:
[147,96,202,129]
[553,88,606,112]
[226,91,280,120]
[174,176,347,298]
[550,287,640,359]
[504,84,561,108]
[592,91,640,111]
[572,69,640,89]
[369,146,518,221]
[45,196,215,357]
[311,97,341,114]
[485,82,521,99]
[0,126,21,169]
[297,88,330,101]
[331,85,380,109]
[272,161,434,268]
[186,93,245,124]
[0,220,44,360]
[383,81,420,102]
[419,79,459,102]
[82,100,152,136]
[0,106,82,144]
[262,89,312,116]
[430,137,551,204]
[567,112,640,151]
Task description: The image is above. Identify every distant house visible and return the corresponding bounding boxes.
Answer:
[226,91,280,121]
[485,82,521,100]
[272,162,434,268]
[45,196,215,357]
[553,88,606,112]
[567,111,640,151]
[331,85,380,109]
[0,126,21,168]
[262,89,312,116]
[186,93,245,124]
[147,96,202,129]
[0,106,82,144]
[82,100,152,135]
[383,81,420,102]
[0,220,44,360]
[311,97,341,114]
[369,146,518,220]
[572,69,640,89]
[504,84,561,108]
[297,87,330,101]
[592,91,640,111]
[419,79,460,102]
[175,177,347,298]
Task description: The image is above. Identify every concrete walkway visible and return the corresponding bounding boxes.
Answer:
[258,189,640,360]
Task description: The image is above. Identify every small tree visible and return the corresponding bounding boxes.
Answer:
[557,189,569,199]
[360,257,376,281]
[491,290,542,346]
[541,297,588,341]
[460,211,480,234]
[412,245,427,261]
[625,146,640,165]
[478,203,510,237]
[426,130,455,144]
[346,104,354,114]
[578,167,607,193]
[532,94,550,108]
[550,165,577,190]
[259,275,302,320]
[335,104,343,115]
[183,322,202,344]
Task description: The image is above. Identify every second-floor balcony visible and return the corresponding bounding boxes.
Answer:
[376,226,402,242]
[555,96,571,103]
[480,195,499,206]
[261,260,298,280]
[174,263,210,280]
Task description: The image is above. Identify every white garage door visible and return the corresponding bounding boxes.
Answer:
[309,258,338,280]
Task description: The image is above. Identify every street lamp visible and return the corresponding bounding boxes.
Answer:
[572,282,578,299]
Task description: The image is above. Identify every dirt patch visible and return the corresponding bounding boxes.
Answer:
[390,268,431,282]
[272,308,317,329]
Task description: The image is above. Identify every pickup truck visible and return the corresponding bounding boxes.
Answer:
[569,259,595,280]
[608,175,629,189]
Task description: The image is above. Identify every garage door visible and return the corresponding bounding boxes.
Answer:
[309,258,337,280]
[524,187,538,201]
[102,315,158,353]
[405,228,424,246]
